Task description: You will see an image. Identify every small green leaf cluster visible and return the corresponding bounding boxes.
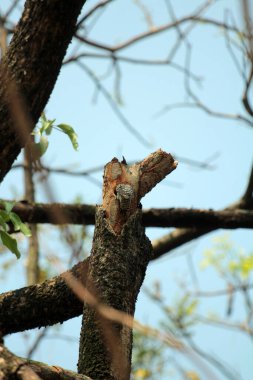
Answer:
[200,235,253,280]
[0,201,31,258]
[31,112,78,160]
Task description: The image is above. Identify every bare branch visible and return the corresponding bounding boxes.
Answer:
[64,52,202,84]
[26,327,48,359]
[184,336,240,380]
[76,0,113,29]
[4,202,253,229]
[242,65,253,117]
[0,259,88,335]
[155,101,253,127]
[75,16,248,53]
[3,0,21,20]
[77,61,151,147]
[197,315,253,336]
[190,283,253,298]
[152,161,253,259]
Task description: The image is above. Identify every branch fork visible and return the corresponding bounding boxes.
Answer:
[102,149,177,234]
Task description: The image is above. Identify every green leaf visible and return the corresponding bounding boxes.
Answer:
[57,124,79,150]
[40,112,47,123]
[0,230,21,258]
[41,119,55,136]
[9,213,32,237]
[38,136,49,156]
[0,200,15,214]
[239,256,253,279]
[45,124,53,135]
[0,214,7,231]
[9,212,23,231]
[185,299,198,316]
[19,222,32,237]
[9,212,32,236]
[31,136,49,160]
[0,210,10,222]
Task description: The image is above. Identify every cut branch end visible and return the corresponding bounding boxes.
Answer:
[102,149,177,234]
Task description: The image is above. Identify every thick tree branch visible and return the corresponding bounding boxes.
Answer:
[10,201,96,225]
[1,206,253,335]
[1,162,253,336]
[152,163,253,259]
[0,0,86,182]
[151,228,210,259]
[6,202,253,229]
[0,260,88,335]
[0,344,91,380]
[145,208,253,228]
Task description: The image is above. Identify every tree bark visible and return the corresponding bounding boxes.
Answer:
[0,0,86,182]
[78,209,152,379]
[78,150,177,379]
[7,201,253,229]
[0,260,88,336]
[2,204,253,335]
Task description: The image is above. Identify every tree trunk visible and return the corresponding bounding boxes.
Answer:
[78,208,152,379]
[0,0,86,182]
[78,150,177,379]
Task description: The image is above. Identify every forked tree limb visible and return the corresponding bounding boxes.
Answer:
[1,204,253,335]
[0,158,252,338]
[102,149,177,233]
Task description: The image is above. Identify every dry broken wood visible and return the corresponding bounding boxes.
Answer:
[102,149,177,234]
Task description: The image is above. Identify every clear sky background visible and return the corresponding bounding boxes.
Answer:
[1,0,253,379]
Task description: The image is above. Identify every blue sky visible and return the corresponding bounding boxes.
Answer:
[1,0,253,379]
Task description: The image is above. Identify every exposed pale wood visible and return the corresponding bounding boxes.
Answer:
[102,149,177,233]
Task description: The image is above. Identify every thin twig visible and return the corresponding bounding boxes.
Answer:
[77,61,151,147]
[76,0,114,29]
[75,15,249,53]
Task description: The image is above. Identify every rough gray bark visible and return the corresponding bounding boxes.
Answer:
[0,0,86,182]
[78,208,152,379]
[77,151,177,379]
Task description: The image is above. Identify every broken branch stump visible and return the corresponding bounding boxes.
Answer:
[78,150,177,379]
